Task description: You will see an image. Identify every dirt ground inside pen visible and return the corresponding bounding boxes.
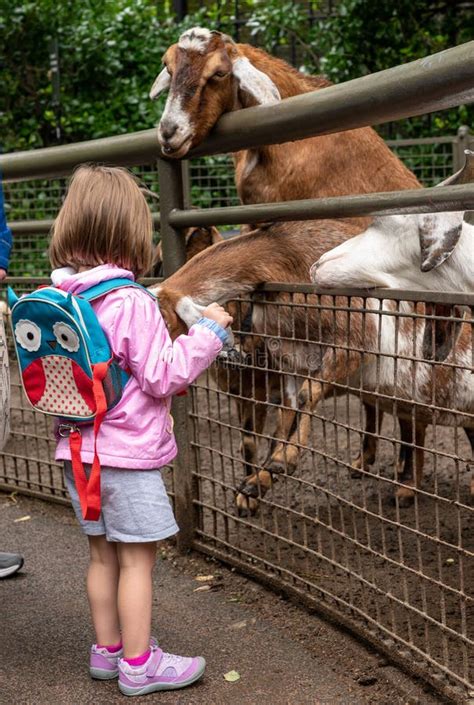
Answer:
[189,374,473,697]
[1,494,447,705]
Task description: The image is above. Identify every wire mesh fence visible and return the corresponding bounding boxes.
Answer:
[190,287,474,702]
[1,277,472,701]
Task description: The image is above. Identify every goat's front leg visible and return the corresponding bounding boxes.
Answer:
[463,427,474,497]
[264,348,363,479]
[394,421,426,507]
[235,372,293,517]
[235,376,326,517]
[351,403,384,478]
[238,367,273,475]
[235,349,361,517]
[214,362,270,477]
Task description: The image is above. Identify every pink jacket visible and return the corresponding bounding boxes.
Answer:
[54,265,224,469]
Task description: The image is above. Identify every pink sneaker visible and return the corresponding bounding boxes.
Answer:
[118,645,206,696]
[90,637,158,680]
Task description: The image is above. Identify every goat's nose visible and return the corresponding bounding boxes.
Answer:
[160,121,178,141]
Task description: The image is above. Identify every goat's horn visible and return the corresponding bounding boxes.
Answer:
[210,29,235,44]
[437,149,474,187]
[140,187,160,201]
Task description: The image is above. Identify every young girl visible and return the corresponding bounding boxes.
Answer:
[49,164,232,697]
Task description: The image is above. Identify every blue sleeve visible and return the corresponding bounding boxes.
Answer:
[0,174,12,271]
[195,317,230,345]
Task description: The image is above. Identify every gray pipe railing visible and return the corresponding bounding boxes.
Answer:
[168,184,474,227]
[9,214,162,236]
[1,41,473,182]
[10,182,474,235]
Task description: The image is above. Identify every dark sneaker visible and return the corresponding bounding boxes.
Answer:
[118,645,205,696]
[0,552,24,578]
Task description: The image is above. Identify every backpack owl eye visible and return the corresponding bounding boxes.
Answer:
[15,320,42,352]
[53,322,80,352]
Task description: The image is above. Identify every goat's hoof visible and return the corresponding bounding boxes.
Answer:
[395,460,408,477]
[264,459,290,476]
[350,458,363,479]
[351,455,374,478]
[235,490,259,517]
[393,491,415,508]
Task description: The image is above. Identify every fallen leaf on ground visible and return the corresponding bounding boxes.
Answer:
[224,670,241,683]
[3,492,18,506]
[195,574,214,582]
[230,617,256,629]
[14,515,31,523]
[193,585,212,592]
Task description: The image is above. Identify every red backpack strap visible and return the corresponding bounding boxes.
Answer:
[69,361,110,521]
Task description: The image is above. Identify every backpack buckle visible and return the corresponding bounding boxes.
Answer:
[58,423,80,438]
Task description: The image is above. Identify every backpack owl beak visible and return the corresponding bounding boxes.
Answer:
[48,340,57,350]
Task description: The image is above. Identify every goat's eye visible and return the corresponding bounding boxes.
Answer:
[213,70,228,79]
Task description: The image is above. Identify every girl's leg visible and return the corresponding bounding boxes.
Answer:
[87,535,121,646]
[116,541,157,658]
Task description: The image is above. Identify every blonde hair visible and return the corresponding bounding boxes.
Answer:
[49,164,153,277]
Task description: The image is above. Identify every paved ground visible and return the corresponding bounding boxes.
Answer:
[0,493,443,705]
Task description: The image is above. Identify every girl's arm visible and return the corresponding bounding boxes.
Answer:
[110,290,229,398]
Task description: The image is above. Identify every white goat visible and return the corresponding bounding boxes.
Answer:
[311,151,474,293]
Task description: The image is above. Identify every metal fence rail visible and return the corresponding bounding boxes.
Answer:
[1,40,474,703]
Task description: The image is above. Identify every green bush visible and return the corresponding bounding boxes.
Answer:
[1,0,472,152]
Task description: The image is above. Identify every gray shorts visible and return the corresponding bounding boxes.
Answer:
[64,461,179,543]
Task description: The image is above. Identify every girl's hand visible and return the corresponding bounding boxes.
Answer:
[202,302,233,330]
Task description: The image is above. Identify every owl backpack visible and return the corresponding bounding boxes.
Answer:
[8,279,154,521]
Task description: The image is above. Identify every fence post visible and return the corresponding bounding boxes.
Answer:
[454,125,470,170]
[182,160,191,208]
[157,157,196,553]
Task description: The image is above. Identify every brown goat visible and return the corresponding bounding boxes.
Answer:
[150,28,426,510]
[150,26,420,221]
[152,224,276,476]
[152,225,222,277]
[150,221,468,512]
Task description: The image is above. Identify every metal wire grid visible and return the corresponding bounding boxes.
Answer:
[387,138,456,187]
[189,156,240,210]
[188,290,474,702]
[4,165,161,277]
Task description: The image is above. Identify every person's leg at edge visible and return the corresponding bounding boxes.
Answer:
[87,535,121,646]
[117,541,157,659]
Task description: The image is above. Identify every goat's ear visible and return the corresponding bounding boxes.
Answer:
[418,213,463,272]
[211,30,235,45]
[231,56,281,105]
[463,210,474,227]
[149,67,171,100]
[210,225,222,245]
[436,149,474,187]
